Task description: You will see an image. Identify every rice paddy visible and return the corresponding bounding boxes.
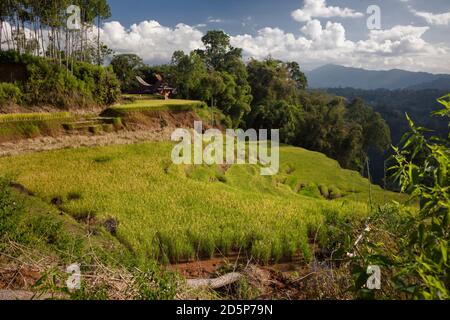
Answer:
[104,99,207,116]
[0,112,72,123]
[0,142,404,263]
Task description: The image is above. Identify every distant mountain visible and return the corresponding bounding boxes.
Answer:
[307,64,450,90]
[406,76,450,90]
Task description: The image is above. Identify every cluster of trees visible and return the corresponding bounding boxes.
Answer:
[0,2,119,109]
[244,58,389,170]
[0,50,120,108]
[326,88,449,144]
[326,88,449,183]
[0,0,112,65]
[111,30,391,172]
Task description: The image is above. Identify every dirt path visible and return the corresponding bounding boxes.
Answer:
[0,128,176,157]
[0,290,65,300]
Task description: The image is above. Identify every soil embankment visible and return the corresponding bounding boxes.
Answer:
[0,109,202,157]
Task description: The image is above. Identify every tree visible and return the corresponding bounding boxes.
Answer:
[346,98,391,155]
[196,30,241,71]
[110,53,145,92]
[245,58,299,129]
[170,50,207,99]
[171,37,252,127]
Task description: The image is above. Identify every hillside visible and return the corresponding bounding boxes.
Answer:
[307,64,450,90]
[0,141,403,265]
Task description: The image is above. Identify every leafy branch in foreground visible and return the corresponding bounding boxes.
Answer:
[350,94,449,300]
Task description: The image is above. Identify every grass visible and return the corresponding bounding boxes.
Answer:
[103,99,207,117]
[0,112,72,123]
[0,142,405,264]
[0,112,75,142]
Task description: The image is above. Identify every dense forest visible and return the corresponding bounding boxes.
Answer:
[325,88,449,184]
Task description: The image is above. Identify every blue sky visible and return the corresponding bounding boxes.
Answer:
[100,0,450,73]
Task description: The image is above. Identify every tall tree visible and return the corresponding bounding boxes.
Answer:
[110,53,145,92]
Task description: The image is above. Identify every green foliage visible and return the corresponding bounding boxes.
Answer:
[0,51,120,108]
[0,82,22,106]
[110,54,146,93]
[0,112,73,141]
[346,98,391,155]
[103,99,206,117]
[349,95,450,300]
[0,142,403,263]
[0,177,82,257]
[0,112,71,123]
[168,31,253,127]
[245,59,389,172]
[133,262,179,300]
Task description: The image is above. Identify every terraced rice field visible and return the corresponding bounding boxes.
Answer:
[0,142,404,263]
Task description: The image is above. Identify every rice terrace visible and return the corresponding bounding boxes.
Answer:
[0,0,449,304]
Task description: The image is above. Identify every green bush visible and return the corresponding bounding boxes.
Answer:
[0,51,120,109]
[0,83,22,106]
[349,95,450,300]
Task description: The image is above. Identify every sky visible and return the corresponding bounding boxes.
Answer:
[100,0,450,73]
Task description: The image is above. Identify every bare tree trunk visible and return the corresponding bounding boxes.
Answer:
[0,19,3,52]
[186,273,242,289]
[97,16,101,65]
[39,25,44,56]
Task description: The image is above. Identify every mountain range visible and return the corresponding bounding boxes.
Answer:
[306,64,450,90]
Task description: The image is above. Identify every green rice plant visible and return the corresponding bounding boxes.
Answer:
[102,99,207,117]
[0,112,72,123]
[318,184,330,199]
[328,185,343,199]
[0,142,405,263]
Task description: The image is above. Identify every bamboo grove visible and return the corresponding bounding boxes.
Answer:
[0,0,112,65]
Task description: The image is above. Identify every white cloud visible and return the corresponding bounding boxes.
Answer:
[411,8,450,26]
[101,20,204,64]
[231,21,449,73]
[291,0,363,22]
[97,17,450,73]
[355,25,430,55]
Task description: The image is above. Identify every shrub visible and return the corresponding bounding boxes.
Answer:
[349,94,450,300]
[0,83,22,106]
[0,51,120,109]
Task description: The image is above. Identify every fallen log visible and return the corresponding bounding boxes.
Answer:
[186,272,243,290]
